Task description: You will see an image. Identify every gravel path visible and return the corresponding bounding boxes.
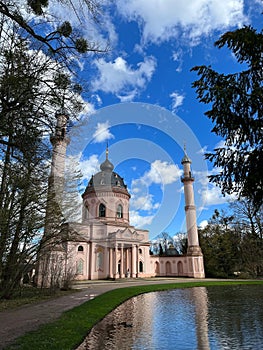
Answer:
[0,278,206,349]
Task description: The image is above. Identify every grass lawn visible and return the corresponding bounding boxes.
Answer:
[5,280,263,350]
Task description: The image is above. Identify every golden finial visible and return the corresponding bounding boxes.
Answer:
[106,142,109,159]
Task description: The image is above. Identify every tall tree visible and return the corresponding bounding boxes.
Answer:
[192,25,263,209]
[0,1,107,297]
[0,27,85,298]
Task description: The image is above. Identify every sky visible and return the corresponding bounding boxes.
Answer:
[50,0,262,239]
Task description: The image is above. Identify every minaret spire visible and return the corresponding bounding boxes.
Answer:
[106,142,109,160]
[181,146,205,278]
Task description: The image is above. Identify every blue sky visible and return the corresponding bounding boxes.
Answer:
[52,0,262,239]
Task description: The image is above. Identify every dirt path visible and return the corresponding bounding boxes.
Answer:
[0,278,206,349]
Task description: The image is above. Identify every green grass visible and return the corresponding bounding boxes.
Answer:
[6,280,263,350]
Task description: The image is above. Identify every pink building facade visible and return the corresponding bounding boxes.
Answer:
[37,114,205,286]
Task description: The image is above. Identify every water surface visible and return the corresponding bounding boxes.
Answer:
[77,285,263,350]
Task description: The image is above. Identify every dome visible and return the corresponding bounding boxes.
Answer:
[82,148,130,197]
[87,171,127,189]
[100,158,114,172]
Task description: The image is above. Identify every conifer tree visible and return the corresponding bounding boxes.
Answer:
[192,25,263,209]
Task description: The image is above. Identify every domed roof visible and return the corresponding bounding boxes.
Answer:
[87,171,127,189]
[100,157,114,172]
[82,148,130,196]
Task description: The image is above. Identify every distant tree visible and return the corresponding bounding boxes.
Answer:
[230,199,263,277]
[230,198,262,239]
[192,25,263,209]
[159,243,164,256]
[161,232,173,254]
[199,203,263,278]
[173,232,188,255]
[199,209,241,278]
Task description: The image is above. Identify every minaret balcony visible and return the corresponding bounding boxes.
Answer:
[181,175,195,182]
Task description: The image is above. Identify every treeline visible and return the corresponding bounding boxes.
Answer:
[199,200,263,278]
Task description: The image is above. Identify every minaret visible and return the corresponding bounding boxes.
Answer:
[49,113,70,203]
[37,113,70,287]
[181,146,205,278]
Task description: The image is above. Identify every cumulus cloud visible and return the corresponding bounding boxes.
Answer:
[144,160,182,185]
[200,184,237,206]
[129,210,155,227]
[116,0,247,44]
[131,193,160,212]
[194,169,237,207]
[92,121,114,143]
[91,56,156,100]
[170,91,184,112]
[78,154,100,181]
[129,160,181,221]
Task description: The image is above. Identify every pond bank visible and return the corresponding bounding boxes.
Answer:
[1,278,262,349]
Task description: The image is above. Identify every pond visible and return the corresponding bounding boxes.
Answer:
[77,285,263,350]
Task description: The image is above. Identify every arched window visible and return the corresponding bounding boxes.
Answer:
[138,248,142,254]
[116,204,123,218]
[139,261,143,273]
[78,245,84,252]
[76,259,84,275]
[99,203,106,217]
[83,203,89,220]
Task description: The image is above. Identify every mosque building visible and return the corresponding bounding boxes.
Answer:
[37,113,205,287]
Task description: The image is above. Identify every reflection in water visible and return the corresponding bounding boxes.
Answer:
[77,285,263,350]
[191,287,210,350]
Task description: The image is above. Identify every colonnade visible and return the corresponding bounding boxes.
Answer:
[108,243,139,278]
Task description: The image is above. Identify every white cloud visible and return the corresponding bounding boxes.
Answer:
[194,169,237,207]
[197,146,208,155]
[198,220,208,229]
[130,210,154,227]
[131,193,160,212]
[129,159,180,218]
[172,49,183,72]
[92,121,114,143]
[144,160,182,185]
[78,154,100,181]
[200,184,237,206]
[170,91,184,112]
[215,139,227,149]
[91,56,156,100]
[116,0,247,44]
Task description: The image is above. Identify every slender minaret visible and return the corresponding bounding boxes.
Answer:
[49,113,70,201]
[45,113,70,228]
[181,146,205,278]
[37,113,70,287]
